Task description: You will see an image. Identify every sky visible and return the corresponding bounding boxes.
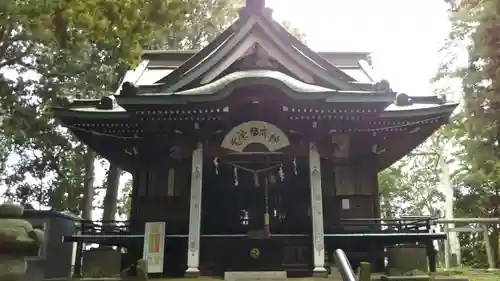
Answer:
[268,0,452,96]
[0,0,454,214]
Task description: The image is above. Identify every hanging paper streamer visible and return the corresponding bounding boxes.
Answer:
[268,173,276,185]
[278,164,284,182]
[292,157,297,175]
[253,172,260,187]
[229,163,282,188]
[263,212,270,238]
[234,166,239,186]
[213,157,219,175]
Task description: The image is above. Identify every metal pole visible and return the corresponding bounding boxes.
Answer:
[333,249,356,281]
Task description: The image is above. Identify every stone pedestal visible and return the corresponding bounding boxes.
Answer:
[387,245,428,275]
[0,204,45,281]
[82,247,121,277]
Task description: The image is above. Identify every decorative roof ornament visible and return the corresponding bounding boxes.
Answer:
[437,93,447,104]
[120,81,139,96]
[395,93,414,106]
[246,0,265,13]
[240,0,272,19]
[374,79,392,92]
[240,44,279,70]
[96,96,117,110]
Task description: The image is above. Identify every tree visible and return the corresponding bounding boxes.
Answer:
[378,148,444,219]
[161,0,243,50]
[432,0,500,267]
[0,0,191,213]
[0,0,248,220]
[0,0,308,223]
[117,178,133,219]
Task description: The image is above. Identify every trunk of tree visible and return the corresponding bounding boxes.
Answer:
[82,149,96,220]
[102,163,121,221]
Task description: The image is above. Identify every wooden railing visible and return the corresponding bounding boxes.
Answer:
[78,220,130,235]
[71,216,435,240]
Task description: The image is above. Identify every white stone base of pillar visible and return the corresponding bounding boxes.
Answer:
[312,266,328,277]
[185,267,200,277]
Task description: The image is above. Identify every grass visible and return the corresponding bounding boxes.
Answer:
[435,268,500,281]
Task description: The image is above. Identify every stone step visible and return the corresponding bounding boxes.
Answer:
[224,271,287,281]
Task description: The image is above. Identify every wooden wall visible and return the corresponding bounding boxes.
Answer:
[321,156,380,232]
[130,159,192,234]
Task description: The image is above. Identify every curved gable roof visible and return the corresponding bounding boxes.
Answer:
[151,8,363,92]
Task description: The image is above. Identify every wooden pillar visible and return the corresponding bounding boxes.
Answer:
[309,142,327,276]
[186,142,203,276]
[426,241,437,273]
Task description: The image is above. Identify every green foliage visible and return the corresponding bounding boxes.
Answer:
[160,0,244,50]
[378,138,444,219]
[0,0,245,217]
[117,178,132,218]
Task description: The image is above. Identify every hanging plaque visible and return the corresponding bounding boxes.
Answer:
[221,121,290,152]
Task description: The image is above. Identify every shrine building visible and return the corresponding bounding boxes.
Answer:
[53,0,457,278]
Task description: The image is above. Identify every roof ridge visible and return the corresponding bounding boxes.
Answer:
[155,20,240,87]
[156,14,365,92]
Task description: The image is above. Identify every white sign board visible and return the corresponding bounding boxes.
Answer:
[143,222,166,273]
[221,121,290,152]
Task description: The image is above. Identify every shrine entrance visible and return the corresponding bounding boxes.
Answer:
[199,121,313,275]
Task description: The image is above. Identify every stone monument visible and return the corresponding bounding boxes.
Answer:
[0,203,45,281]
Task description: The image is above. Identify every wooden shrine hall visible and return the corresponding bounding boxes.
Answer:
[54,0,457,278]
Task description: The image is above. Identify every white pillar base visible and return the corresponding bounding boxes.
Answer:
[313,267,328,277]
[185,267,200,277]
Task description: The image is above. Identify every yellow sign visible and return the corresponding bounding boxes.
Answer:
[221,121,290,152]
[250,248,260,259]
[143,222,165,273]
